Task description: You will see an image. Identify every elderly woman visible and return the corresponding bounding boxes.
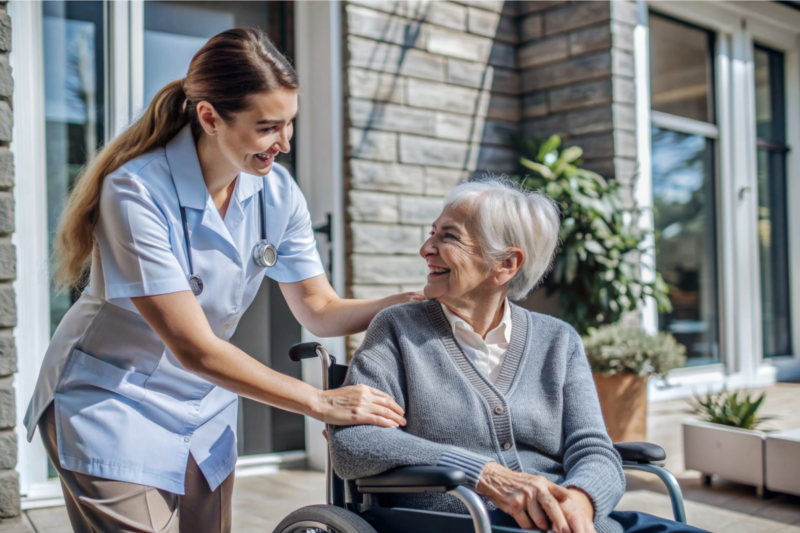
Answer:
[329,179,708,533]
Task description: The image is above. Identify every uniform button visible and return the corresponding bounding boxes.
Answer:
[494,406,504,415]
[503,442,512,450]
[183,437,190,443]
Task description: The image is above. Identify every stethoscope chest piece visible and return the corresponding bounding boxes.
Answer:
[178,180,277,297]
[253,240,278,268]
[188,274,204,296]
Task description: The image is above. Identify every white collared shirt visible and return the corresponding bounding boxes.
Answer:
[440,299,513,384]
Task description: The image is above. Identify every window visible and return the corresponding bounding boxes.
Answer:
[754,45,792,358]
[649,13,720,366]
[42,1,106,336]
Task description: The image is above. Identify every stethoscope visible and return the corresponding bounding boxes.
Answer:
[179,185,278,296]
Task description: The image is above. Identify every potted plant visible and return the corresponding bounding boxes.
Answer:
[515,134,672,335]
[683,390,771,495]
[583,323,686,443]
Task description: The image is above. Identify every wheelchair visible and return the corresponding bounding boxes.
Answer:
[273,342,688,533]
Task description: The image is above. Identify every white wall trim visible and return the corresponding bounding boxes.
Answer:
[9,0,53,498]
[294,0,346,471]
[634,1,656,337]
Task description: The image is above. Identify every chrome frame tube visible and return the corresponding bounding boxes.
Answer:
[446,486,492,533]
[624,463,687,524]
[317,346,333,505]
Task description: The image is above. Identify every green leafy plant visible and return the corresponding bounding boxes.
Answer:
[516,134,672,335]
[583,322,686,378]
[689,389,771,430]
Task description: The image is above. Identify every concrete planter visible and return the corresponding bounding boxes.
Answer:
[765,429,800,497]
[682,419,766,494]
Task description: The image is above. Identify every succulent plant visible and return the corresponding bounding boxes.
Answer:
[690,389,771,430]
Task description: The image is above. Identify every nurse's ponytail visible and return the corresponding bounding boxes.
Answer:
[54,28,299,290]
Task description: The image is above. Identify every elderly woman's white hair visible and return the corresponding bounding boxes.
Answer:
[443,176,560,301]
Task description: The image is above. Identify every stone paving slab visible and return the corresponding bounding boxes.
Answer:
[23,383,800,533]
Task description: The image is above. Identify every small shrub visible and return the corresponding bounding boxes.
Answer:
[690,389,770,430]
[583,322,686,378]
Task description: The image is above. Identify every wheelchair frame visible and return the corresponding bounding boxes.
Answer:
[289,342,687,533]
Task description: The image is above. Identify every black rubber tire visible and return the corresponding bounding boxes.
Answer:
[272,505,378,533]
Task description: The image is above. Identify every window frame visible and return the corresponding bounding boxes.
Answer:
[639,0,800,401]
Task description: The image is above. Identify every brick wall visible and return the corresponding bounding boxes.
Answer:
[342,0,638,351]
[0,1,18,527]
[518,0,638,204]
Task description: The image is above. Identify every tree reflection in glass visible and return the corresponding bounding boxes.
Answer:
[651,127,719,365]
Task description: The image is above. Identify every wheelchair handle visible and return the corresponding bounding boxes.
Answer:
[289,342,322,362]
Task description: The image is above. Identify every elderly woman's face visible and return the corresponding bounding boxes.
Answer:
[420,205,493,304]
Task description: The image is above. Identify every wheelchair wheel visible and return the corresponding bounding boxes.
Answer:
[272,504,378,533]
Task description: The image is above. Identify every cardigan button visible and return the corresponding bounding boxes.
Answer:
[494,406,504,415]
[503,442,512,450]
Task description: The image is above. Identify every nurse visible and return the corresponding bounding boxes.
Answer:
[24,28,418,533]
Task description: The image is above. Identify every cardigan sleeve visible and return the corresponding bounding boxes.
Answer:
[559,326,626,521]
[328,310,493,489]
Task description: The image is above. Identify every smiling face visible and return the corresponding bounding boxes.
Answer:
[200,88,298,176]
[419,204,497,308]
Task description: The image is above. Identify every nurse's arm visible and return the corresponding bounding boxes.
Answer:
[130,290,406,428]
[280,274,423,337]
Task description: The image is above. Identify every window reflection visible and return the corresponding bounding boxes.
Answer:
[42,1,105,336]
[649,14,715,123]
[755,45,791,358]
[144,1,295,176]
[652,127,719,365]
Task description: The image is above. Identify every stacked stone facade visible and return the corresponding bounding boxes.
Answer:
[343,0,523,350]
[518,0,638,202]
[343,0,638,352]
[0,1,18,527]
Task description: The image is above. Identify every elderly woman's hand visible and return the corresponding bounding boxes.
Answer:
[476,462,596,533]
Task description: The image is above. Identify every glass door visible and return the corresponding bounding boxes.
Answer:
[648,13,721,366]
[754,45,792,358]
[142,0,304,456]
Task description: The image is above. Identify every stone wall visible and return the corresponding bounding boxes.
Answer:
[342,0,638,351]
[518,0,638,203]
[0,1,18,527]
[343,0,523,351]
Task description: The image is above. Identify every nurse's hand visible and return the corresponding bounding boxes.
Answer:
[316,384,407,428]
[386,291,425,306]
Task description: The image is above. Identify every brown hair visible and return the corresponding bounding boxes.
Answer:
[55,27,298,289]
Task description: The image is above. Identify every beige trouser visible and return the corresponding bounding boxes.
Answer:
[39,404,234,533]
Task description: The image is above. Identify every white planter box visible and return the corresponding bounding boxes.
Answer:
[765,429,800,497]
[682,419,766,488]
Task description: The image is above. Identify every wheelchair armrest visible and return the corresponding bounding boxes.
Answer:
[614,441,667,465]
[356,466,467,494]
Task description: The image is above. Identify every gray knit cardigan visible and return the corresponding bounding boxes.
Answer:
[329,299,625,533]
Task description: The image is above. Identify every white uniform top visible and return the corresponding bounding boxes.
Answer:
[23,124,325,494]
[440,299,512,385]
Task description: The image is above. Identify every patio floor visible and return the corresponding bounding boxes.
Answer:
[18,383,800,533]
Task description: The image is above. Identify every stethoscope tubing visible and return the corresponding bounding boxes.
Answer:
[180,185,276,296]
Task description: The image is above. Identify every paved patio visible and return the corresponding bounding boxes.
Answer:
[19,383,800,533]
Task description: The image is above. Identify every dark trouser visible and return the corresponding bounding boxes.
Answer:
[39,403,234,533]
[489,510,711,533]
